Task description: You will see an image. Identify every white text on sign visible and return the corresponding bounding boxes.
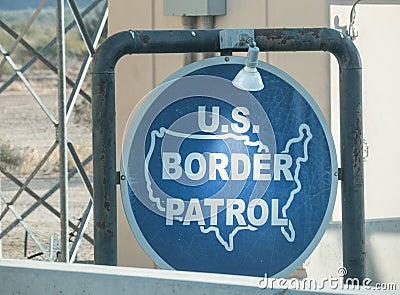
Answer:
[162,152,293,181]
[166,198,288,227]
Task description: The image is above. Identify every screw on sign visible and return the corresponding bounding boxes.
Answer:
[121,57,338,278]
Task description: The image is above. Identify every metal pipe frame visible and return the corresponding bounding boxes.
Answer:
[0,0,47,70]
[0,0,106,262]
[66,3,109,122]
[0,142,58,222]
[0,43,58,125]
[0,192,51,260]
[0,18,92,101]
[92,28,365,280]
[0,0,103,98]
[0,155,94,244]
[67,141,94,262]
[66,0,96,57]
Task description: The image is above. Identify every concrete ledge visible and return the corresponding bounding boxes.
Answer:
[0,259,397,295]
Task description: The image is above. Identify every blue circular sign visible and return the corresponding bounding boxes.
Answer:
[121,56,338,278]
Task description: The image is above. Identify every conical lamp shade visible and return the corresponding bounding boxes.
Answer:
[232,66,264,91]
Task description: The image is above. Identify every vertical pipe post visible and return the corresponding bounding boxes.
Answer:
[340,67,365,280]
[56,0,69,263]
[92,71,118,265]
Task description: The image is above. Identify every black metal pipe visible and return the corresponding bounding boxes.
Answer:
[338,68,365,280]
[92,28,365,280]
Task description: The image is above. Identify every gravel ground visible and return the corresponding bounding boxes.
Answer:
[0,79,94,263]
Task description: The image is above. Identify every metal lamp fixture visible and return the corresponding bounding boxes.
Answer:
[232,38,264,91]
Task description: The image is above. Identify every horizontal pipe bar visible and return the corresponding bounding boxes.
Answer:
[93,28,360,74]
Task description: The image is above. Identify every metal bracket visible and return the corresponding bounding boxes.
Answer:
[116,171,121,185]
[338,168,343,181]
[363,138,369,161]
[219,29,255,50]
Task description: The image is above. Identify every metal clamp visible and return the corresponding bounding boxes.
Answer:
[219,29,255,49]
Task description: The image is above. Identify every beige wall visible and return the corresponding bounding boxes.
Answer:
[109,0,332,268]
